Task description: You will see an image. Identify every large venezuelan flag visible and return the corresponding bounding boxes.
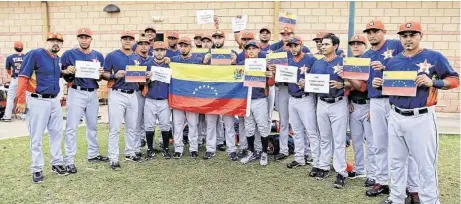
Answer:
[169,62,248,116]
[279,13,297,29]
[343,58,371,80]
[382,71,417,97]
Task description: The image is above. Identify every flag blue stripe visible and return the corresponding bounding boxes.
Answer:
[170,78,248,99]
[383,79,416,88]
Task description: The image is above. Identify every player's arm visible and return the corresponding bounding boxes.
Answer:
[97,53,105,81]
[5,56,12,77]
[15,51,36,112]
[431,53,460,90]
[101,53,113,81]
[346,79,366,92]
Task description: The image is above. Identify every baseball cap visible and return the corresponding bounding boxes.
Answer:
[279,27,294,34]
[259,26,271,34]
[47,32,64,42]
[244,40,260,49]
[212,30,226,38]
[121,30,135,39]
[240,30,255,39]
[77,28,92,37]
[312,31,327,41]
[201,33,213,41]
[397,21,422,35]
[178,36,192,45]
[363,20,385,33]
[153,41,167,50]
[193,31,202,39]
[167,31,179,39]
[137,36,150,44]
[348,35,367,45]
[14,41,23,49]
[286,36,303,46]
[144,26,156,33]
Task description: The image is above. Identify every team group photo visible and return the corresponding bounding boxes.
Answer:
[0,1,459,204]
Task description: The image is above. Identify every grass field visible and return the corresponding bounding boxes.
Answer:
[0,125,459,204]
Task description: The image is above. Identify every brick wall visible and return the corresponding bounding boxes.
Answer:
[0,1,459,112]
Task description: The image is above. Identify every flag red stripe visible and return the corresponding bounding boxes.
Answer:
[383,87,416,97]
[343,72,369,80]
[168,94,247,116]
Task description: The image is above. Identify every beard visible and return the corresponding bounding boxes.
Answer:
[14,48,23,52]
[261,40,269,44]
[51,45,60,53]
[196,44,202,48]
[214,43,223,48]
[80,43,90,50]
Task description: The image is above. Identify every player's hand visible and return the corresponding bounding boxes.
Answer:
[214,15,219,22]
[415,74,433,87]
[164,57,171,64]
[99,67,104,75]
[371,61,385,71]
[297,79,305,88]
[115,70,126,79]
[236,15,242,19]
[330,80,344,89]
[231,53,237,65]
[372,77,384,88]
[265,71,273,78]
[15,104,26,114]
[203,53,211,64]
[267,64,276,72]
[62,66,76,75]
[146,71,152,80]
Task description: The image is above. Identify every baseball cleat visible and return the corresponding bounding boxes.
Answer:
[32,171,44,184]
[309,167,320,177]
[162,149,172,159]
[260,152,268,166]
[110,161,121,170]
[366,184,390,197]
[88,155,109,162]
[287,161,305,169]
[125,155,142,162]
[190,151,199,159]
[333,173,346,189]
[315,169,329,180]
[237,149,248,158]
[364,178,376,187]
[274,153,288,161]
[228,152,238,161]
[51,165,69,176]
[173,152,182,159]
[203,152,215,160]
[66,164,77,174]
[146,149,155,160]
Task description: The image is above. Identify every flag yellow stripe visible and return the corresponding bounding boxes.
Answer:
[343,58,371,66]
[126,66,147,71]
[383,71,418,80]
[192,48,210,54]
[279,13,296,19]
[267,52,287,59]
[211,49,232,55]
[170,62,244,82]
[245,70,266,77]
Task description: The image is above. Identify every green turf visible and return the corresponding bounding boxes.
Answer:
[0,126,459,204]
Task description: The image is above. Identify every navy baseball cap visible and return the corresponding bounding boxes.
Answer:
[286,36,303,46]
[244,40,260,49]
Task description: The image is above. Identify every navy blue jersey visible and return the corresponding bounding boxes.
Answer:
[103,50,142,90]
[287,54,318,97]
[309,56,344,98]
[5,53,24,78]
[61,48,104,89]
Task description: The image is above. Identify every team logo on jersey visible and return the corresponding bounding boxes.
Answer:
[233,68,244,80]
[416,59,434,74]
[332,63,343,74]
[134,60,140,66]
[299,65,308,75]
[405,23,412,28]
[382,48,394,60]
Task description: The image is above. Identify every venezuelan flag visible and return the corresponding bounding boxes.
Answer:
[343,58,371,80]
[382,71,417,97]
[279,13,296,29]
[169,62,248,116]
[125,65,147,82]
[192,48,210,59]
[267,52,288,65]
[211,49,232,65]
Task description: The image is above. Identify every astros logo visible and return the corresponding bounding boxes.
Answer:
[354,36,359,40]
[369,21,374,26]
[134,60,140,66]
[81,29,86,33]
[406,23,412,28]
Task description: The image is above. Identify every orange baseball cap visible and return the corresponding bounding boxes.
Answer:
[77,28,92,37]
[153,41,167,50]
[397,21,422,35]
[348,35,367,45]
[121,30,135,39]
[279,27,294,34]
[193,31,202,39]
[240,30,255,39]
[167,31,179,39]
[212,30,225,38]
[312,31,327,41]
[259,26,271,34]
[144,26,156,33]
[363,20,385,33]
[14,41,23,48]
[47,32,64,42]
[201,33,213,41]
[178,36,192,45]
[137,36,150,44]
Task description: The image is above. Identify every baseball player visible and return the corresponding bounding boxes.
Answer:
[236,31,268,64]
[362,20,419,197]
[239,40,275,166]
[193,32,202,48]
[283,36,318,169]
[375,21,459,204]
[307,33,347,188]
[1,41,24,122]
[61,28,108,174]
[143,41,172,159]
[16,32,72,183]
[132,26,156,56]
[272,27,310,54]
[312,31,346,57]
[102,31,146,170]
[170,37,203,159]
[258,27,272,52]
[344,35,377,185]
[166,31,180,58]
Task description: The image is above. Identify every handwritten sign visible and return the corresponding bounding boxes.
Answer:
[304,74,330,94]
[196,10,215,24]
[150,66,172,84]
[125,66,147,82]
[275,65,298,83]
[75,60,100,79]
[232,15,248,32]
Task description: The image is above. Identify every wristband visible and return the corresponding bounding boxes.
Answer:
[433,79,444,89]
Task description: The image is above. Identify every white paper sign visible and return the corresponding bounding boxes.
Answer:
[275,65,298,83]
[232,15,248,32]
[196,10,215,24]
[244,58,266,72]
[150,66,172,84]
[304,74,330,94]
[75,60,100,79]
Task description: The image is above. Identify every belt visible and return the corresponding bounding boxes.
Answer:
[31,93,57,99]
[72,85,95,92]
[112,88,135,94]
[319,96,343,103]
[351,99,369,104]
[292,93,309,99]
[392,105,428,116]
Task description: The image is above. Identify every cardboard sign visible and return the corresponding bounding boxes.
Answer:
[304,74,330,94]
[75,60,100,79]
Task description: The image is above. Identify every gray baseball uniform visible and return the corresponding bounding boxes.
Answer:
[135,90,146,152]
[173,110,199,153]
[275,84,290,156]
